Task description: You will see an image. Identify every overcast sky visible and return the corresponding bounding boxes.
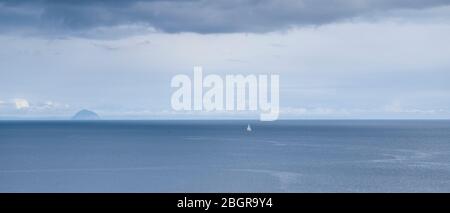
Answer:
[1,0,450,119]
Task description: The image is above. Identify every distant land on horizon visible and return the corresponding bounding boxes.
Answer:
[71,109,100,120]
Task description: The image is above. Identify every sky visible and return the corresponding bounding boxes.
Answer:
[1,0,450,119]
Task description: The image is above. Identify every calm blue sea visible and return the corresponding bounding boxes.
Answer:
[1,120,450,192]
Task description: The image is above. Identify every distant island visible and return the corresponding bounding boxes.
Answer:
[72,109,100,120]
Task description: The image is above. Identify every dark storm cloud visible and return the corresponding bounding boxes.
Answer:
[1,0,449,35]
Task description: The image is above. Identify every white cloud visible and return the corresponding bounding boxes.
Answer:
[40,101,69,109]
[14,98,30,109]
[280,105,448,119]
[383,101,403,113]
[281,107,350,116]
[383,101,439,114]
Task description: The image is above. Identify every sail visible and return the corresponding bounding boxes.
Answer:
[247,124,252,132]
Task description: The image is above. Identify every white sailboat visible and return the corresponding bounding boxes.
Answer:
[246,124,252,132]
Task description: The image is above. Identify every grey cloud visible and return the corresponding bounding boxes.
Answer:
[1,0,449,36]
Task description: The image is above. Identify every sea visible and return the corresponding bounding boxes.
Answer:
[1,120,449,192]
